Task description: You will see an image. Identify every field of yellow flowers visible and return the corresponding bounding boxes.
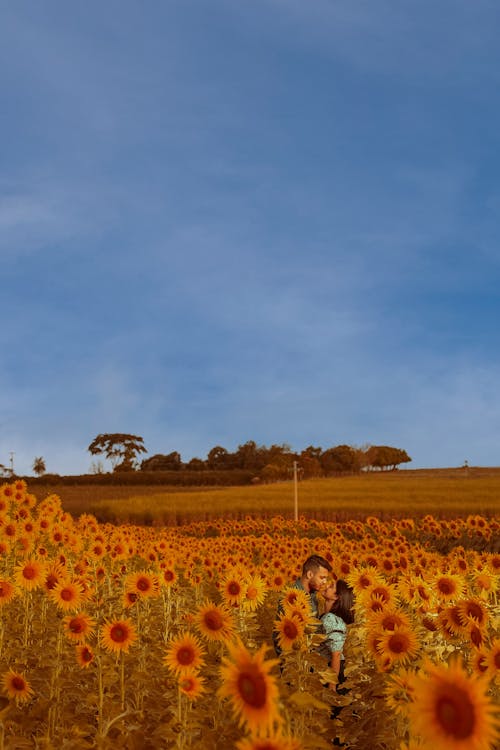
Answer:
[0,480,498,749]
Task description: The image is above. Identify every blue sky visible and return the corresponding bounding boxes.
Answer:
[1,1,500,475]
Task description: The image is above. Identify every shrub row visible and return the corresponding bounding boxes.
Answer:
[21,470,257,487]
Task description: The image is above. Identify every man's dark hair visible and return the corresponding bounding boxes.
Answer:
[302,554,332,575]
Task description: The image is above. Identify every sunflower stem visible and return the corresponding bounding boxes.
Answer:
[162,588,172,642]
[120,652,125,711]
[97,655,104,735]
[22,590,32,648]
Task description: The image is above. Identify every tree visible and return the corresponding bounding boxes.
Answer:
[186,457,206,471]
[299,446,323,478]
[32,457,46,476]
[87,433,147,472]
[321,445,361,475]
[301,445,323,461]
[141,452,182,471]
[234,441,260,470]
[207,446,231,470]
[89,460,105,475]
[364,445,411,471]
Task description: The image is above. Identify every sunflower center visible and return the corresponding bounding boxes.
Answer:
[61,588,75,601]
[23,566,36,579]
[12,677,26,692]
[227,582,241,596]
[283,620,299,639]
[70,619,84,633]
[438,579,454,595]
[388,633,410,654]
[237,667,267,708]
[371,587,389,602]
[137,578,150,591]
[81,648,93,662]
[205,611,223,630]
[382,616,400,631]
[436,688,475,738]
[177,646,195,665]
[476,656,488,673]
[111,625,127,642]
[465,603,484,623]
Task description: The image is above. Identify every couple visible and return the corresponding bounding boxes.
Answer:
[275,554,354,684]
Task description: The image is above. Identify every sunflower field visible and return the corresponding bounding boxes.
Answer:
[0,480,498,750]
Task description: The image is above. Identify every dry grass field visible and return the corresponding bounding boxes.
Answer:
[29,467,500,524]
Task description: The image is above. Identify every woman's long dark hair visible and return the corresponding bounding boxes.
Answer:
[330,579,355,624]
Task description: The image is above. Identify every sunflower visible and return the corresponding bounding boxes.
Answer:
[42,560,65,593]
[2,669,34,704]
[384,667,417,715]
[124,570,159,599]
[421,614,438,633]
[486,637,500,684]
[63,612,96,643]
[0,540,10,556]
[346,568,383,596]
[268,572,287,591]
[364,594,388,615]
[437,605,467,639]
[160,566,178,587]
[2,522,17,542]
[432,573,466,602]
[48,579,84,612]
[274,614,306,652]
[369,607,412,632]
[409,656,499,750]
[14,558,45,591]
[242,574,267,612]
[470,648,491,679]
[164,631,205,675]
[100,618,138,654]
[0,578,16,606]
[178,670,206,700]
[280,586,312,613]
[123,590,139,609]
[87,540,106,560]
[376,626,420,667]
[218,639,281,734]
[75,644,95,668]
[473,570,497,597]
[194,600,236,643]
[221,571,246,607]
[456,598,489,631]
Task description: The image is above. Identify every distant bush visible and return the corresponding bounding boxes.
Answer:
[23,470,256,487]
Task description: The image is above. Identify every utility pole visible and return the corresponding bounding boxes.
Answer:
[9,452,15,477]
[293,460,298,522]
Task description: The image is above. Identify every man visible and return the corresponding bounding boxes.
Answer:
[273,554,333,655]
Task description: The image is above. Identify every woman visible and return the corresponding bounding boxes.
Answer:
[320,579,355,686]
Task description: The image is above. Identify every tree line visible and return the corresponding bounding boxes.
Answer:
[87,434,411,480]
